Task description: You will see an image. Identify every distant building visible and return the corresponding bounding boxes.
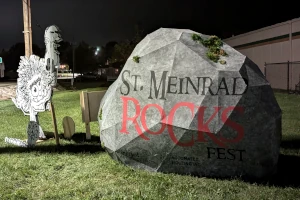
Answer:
[98,60,124,81]
[57,64,80,79]
[58,64,70,72]
[224,18,300,90]
[0,57,5,78]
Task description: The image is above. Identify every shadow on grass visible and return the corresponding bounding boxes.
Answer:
[205,154,300,188]
[57,80,112,90]
[63,132,100,144]
[265,154,300,188]
[259,138,300,188]
[234,154,300,188]
[280,138,300,149]
[0,143,105,154]
[0,132,104,154]
[44,132,100,144]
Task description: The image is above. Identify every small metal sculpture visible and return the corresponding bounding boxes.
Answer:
[44,25,62,87]
[5,25,62,147]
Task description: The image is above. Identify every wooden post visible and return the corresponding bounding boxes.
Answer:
[85,122,91,140]
[22,0,31,57]
[50,102,60,146]
[80,91,91,140]
[28,0,32,55]
[83,92,91,140]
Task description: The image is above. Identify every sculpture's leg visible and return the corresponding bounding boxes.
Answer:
[27,121,40,147]
[39,126,46,139]
[36,114,46,139]
[4,137,28,147]
[4,114,40,148]
[27,113,40,147]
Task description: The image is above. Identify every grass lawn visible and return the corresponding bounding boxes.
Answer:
[0,89,300,199]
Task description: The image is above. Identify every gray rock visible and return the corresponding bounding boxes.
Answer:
[98,28,282,179]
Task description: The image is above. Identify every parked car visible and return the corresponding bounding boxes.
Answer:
[57,70,80,79]
[78,72,100,80]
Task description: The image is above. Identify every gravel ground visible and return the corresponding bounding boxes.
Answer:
[0,85,16,101]
[0,82,65,101]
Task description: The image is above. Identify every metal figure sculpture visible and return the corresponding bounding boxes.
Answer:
[5,25,62,147]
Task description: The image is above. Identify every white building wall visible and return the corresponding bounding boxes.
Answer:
[224,18,300,90]
[224,20,292,49]
[293,38,300,60]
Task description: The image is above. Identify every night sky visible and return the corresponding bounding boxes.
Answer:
[0,0,299,50]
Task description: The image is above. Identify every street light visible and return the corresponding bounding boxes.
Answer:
[95,46,100,55]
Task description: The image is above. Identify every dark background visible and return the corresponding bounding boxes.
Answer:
[0,0,299,74]
[1,0,299,49]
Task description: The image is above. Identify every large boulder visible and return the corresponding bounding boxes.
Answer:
[98,28,282,179]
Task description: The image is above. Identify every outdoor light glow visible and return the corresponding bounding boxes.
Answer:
[95,46,100,56]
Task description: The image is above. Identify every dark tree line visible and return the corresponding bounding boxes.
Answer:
[108,25,144,64]
[0,26,145,74]
[0,43,43,72]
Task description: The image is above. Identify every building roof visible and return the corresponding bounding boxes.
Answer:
[224,17,300,41]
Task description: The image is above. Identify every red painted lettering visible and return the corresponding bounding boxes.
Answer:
[119,96,149,140]
[197,106,226,147]
[119,96,245,147]
[167,102,195,147]
[219,106,244,143]
[141,104,166,135]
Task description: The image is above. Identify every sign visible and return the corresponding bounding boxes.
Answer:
[98,28,282,179]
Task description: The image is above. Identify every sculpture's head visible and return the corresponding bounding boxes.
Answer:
[13,55,53,115]
[28,73,52,112]
[44,25,63,87]
[44,25,62,45]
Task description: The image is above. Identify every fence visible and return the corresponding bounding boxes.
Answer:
[264,61,300,92]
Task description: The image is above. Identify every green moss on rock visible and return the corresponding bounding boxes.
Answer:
[99,108,102,120]
[206,51,220,63]
[133,56,140,63]
[192,33,203,42]
[191,34,228,63]
[219,60,227,65]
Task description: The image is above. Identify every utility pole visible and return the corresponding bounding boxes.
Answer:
[28,0,32,55]
[72,40,76,86]
[22,0,32,57]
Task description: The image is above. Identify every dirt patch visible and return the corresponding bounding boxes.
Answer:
[0,85,16,101]
[0,83,67,101]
